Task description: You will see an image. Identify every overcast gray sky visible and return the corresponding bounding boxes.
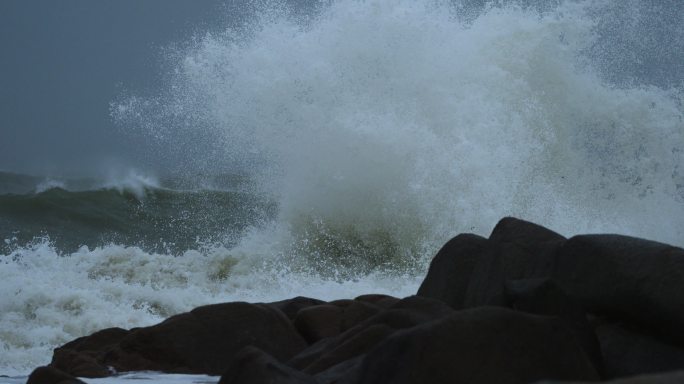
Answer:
[0,0,228,175]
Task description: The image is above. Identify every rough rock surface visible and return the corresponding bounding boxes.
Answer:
[219,346,319,384]
[49,301,307,376]
[343,306,599,384]
[553,234,684,344]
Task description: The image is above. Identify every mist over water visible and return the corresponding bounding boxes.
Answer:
[115,0,683,244]
[2,0,683,376]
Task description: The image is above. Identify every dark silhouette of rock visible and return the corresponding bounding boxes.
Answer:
[418,217,566,309]
[294,299,382,344]
[488,217,565,281]
[50,327,129,377]
[504,278,603,376]
[335,300,384,332]
[536,370,684,383]
[593,320,684,378]
[462,217,566,308]
[219,346,319,384]
[107,302,307,375]
[50,349,112,378]
[26,366,86,384]
[289,296,453,374]
[269,297,327,322]
[553,234,684,344]
[50,301,307,377]
[302,323,395,374]
[345,307,599,384]
[37,217,684,384]
[489,216,565,245]
[354,294,399,308]
[418,217,684,380]
[295,304,344,344]
[416,233,493,308]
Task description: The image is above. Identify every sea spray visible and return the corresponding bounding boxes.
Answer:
[115,0,683,245]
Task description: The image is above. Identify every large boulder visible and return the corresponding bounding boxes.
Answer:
[504,278,603,376]
[269,297,327,322]
[593,320,684,378]
[293,300,381,344]
[51,327,129,377]
[553,234,684,344]
[417,217,684,380]
[537,370,684,383]
[417,217,566,309]
[26,366,86,384]
[416,233,494,308]
[219,346,319,384]
[345,307,599,384]
[112,302,307,374]
[487,217,565,281]
[289,296,454,374]
[51,301,307,376]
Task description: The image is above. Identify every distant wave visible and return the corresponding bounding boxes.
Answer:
[0,174,276,254]
[0,170,160,197]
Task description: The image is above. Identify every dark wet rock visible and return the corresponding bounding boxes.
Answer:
[303,323,395,374]
[487,217,565,281]
[107,302,308,375]
[489,216,565,247]
[39,217,684,383]
[418,217,684,381]
[26,366,86,384]
[553,234,684,344]
[219,346,319,384]
[269,296,327,322]
[50,301,307,376]
[50,349,112,378]
[289,296,453,374]
[314,356,364,384]
[294,299,382,344]
[50,327,129,377]
[345,307,599,384]
[336,300,383,332]
[418,217,566,309]
[505,278,603,376]
[56,327,129,353]
[536,370,684,383]
[593,320,684,378]
[295,304,344,344]
[353,294,400,308]
[464,217,567,307]
[416,233,493,308]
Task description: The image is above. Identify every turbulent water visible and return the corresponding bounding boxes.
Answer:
[2,0,684,377]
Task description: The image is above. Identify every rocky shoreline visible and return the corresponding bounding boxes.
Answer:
[27,217,684,384]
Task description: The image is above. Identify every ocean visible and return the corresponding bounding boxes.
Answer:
[1,0,683,380]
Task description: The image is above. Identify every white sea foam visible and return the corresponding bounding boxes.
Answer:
[0,235,420,375]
